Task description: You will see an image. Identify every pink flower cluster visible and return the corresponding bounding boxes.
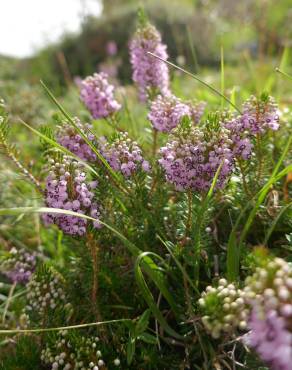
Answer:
[224,94,280,160]
[245,307,292,370]
[243,257,292,370]
[189,101,207,124]
[224,115,253,160]
[148,95,206,132]
[57,117,97,162]
[43,156,101,235]
[1,247,37,284]
[159,122,234,192]
[129,22,170,101]
[80,72,121,119]
[99,132,150,177]
[241,94,280,134]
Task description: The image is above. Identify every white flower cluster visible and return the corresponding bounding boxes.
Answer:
[41,330,121,370]
[199,278,248,338]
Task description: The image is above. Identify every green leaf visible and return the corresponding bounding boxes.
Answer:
[135,309,151,336]
[138,332,158,344]
[127,337,136,365]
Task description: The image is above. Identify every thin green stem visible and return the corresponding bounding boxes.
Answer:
[275,67,292,81]
[263,203,292,246]
[152,129,158,156]
[86,234,101,322]
[220,45,225,109]
[2,282,16,323]
[186,25,199,73]
[0,319,132,335]
[147,52,242,114]
[237,159,252,198]
[256,134,263,183]
[185,190,193,238]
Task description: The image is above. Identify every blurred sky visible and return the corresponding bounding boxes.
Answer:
[0,0,102,58]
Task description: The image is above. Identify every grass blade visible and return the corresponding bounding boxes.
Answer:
[147,52,242,114]
[263,203,292,246]
[275,67,292,81]
[19,119,98,177]
[0,206,178,316]
[134,252,183,340]
[40,80,129,195]
[220,45,225,109]
[0,319,131,335]
[186,25,199,73]
[157,235,199,294]
[227,136,292,281]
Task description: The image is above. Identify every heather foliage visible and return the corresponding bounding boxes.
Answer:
[1,12,292,370]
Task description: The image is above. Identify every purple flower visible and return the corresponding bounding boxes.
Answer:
[129,22,170,102]
[158,121,234,192]
[1,247,37,284]
[43,156,102,236]
[98,132,150,177]
[80,72,121,119]
[98,62,119,79]
[189,101,207,124]
[148,95,191,133]
[106,40,118,56]
[148,95,206,133]
[244,307,292,370]
[241,94,280,135]
[57,117,97,162]
[224,116,253,160]
[243,257,292,369]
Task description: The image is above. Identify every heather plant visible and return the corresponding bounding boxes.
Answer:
[1,12,292,370]
[80,72,121,119]
[129,11,170,102]
[0,247,38,284]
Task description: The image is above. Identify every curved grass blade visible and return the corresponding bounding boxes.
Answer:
[275,67,292,81]
[263,203,292,246]
[19,119,98,177]
[157,235,199,294]
[40,80,129,195]
[134,252,184,340]
[227,159,292,281]
[19,119,129,211]
[0,206,140,255]
[0,319,131,335]
[0,207,178,315]
[147,52,242,114]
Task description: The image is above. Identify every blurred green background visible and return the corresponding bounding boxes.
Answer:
[0,0,291,125]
